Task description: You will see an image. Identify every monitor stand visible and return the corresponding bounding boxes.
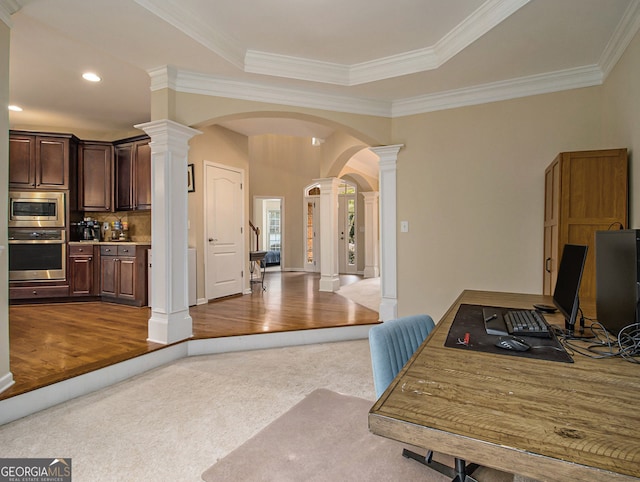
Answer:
[562,317,595,340]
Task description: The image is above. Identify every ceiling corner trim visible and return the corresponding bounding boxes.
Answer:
[134,0,245,70]
[598,0,640,79]
[392,65,604,117]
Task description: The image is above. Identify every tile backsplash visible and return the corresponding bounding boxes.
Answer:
[85,210,151,242]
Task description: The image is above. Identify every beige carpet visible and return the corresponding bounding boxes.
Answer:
[0,339,539,482]
[202,388,515,482]
[337,277,381,313]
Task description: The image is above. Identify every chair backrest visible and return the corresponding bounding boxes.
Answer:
[369,314,435,398]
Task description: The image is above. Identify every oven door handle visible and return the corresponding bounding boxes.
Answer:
[8,239,65,244]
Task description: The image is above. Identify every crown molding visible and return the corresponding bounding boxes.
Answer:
[148,63,609,120]
[149,67,392,117]
[0,0,22,28]
[392,65,604,117]
[599,0,640,79]
[136,0,529,86]
[134,0,244,69]
[244,0,530,85]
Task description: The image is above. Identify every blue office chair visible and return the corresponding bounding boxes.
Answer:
[369,314,480,482]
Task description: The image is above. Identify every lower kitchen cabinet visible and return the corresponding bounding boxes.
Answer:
[100,244,150,306]
[69,244,98,296]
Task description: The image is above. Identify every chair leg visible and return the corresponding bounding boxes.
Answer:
[402,449,479,482]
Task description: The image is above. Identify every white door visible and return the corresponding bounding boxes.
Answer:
[205,163,244,299]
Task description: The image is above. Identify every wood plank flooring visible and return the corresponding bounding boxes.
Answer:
[2,272,379,401]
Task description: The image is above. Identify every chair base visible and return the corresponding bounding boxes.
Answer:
[402,448,479,482]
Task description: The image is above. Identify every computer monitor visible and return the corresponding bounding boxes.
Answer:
[553,244,588,335]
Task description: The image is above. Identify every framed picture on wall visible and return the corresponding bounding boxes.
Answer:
[187,164,195,192]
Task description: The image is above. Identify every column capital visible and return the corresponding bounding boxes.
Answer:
[134,119,202,152]
[370,144,404,161]
[361,191,380,201]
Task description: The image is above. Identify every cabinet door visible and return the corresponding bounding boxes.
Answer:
[100,256,118,296]
[118,257,137,300]
[134,141,151,210]
[37,136,69,189]
[79,143,113,211]
[543,159,560,295]
[70,256,94,295]
[9,134,36,188]
[115,143,134,210]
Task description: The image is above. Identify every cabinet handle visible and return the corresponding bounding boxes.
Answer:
[545,257,552,273]
[32,290,37,295]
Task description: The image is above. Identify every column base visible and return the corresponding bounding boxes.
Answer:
[363,267,380,278]
[147,310,193,345]
[378,297,398,322]
[319,275,341,292]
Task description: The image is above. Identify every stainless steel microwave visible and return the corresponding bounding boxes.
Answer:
[9,191,66,228]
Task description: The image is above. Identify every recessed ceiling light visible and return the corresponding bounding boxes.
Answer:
[82,72,101,82]
[8,105,23,112]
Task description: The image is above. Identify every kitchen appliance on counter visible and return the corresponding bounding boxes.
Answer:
[71,219,101,241]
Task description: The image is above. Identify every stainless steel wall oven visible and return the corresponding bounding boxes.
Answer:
[8,229,67,281]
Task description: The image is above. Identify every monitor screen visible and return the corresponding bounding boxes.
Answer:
[553,244,588,334]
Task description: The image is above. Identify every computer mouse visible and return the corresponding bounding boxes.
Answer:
[495,335,531,352]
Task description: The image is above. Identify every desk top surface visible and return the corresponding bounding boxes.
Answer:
[368,290,640,482]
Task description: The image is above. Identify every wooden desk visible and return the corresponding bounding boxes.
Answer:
[369,290,640,482]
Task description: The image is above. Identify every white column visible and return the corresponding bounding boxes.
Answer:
[135,120,202,344]
[316,177,341,292]
[361,191,380,278]
[0,18,14,394]
[370,145,403,321]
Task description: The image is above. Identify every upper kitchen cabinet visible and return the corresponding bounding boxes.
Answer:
[115,136,151,211]
[9,131,78,190]
[78,141,114,211]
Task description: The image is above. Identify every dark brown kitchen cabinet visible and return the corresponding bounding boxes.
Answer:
[100,244,149,306]
[9,131,78,190]
[69,244,98,296]
[115,136,151,211]
[78,141,114,211]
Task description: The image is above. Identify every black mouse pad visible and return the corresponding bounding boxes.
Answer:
[444,304,573,363]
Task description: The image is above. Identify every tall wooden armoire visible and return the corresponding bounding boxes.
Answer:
[543,148,628,303]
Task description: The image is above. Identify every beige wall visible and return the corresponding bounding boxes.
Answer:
[393,30,640,321]
[248,134,322,269]
[164,91,393,147]
[602,30,640,226]
[187,125,250,300]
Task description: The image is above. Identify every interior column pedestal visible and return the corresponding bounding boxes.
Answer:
[370,145,403,321]
[135,119,202,344]
[361,191,380,279]
[316,177,341,292]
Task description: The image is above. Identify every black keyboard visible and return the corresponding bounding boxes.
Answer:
[504,310,550,337]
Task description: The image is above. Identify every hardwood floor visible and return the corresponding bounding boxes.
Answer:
[2,272,379,401]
